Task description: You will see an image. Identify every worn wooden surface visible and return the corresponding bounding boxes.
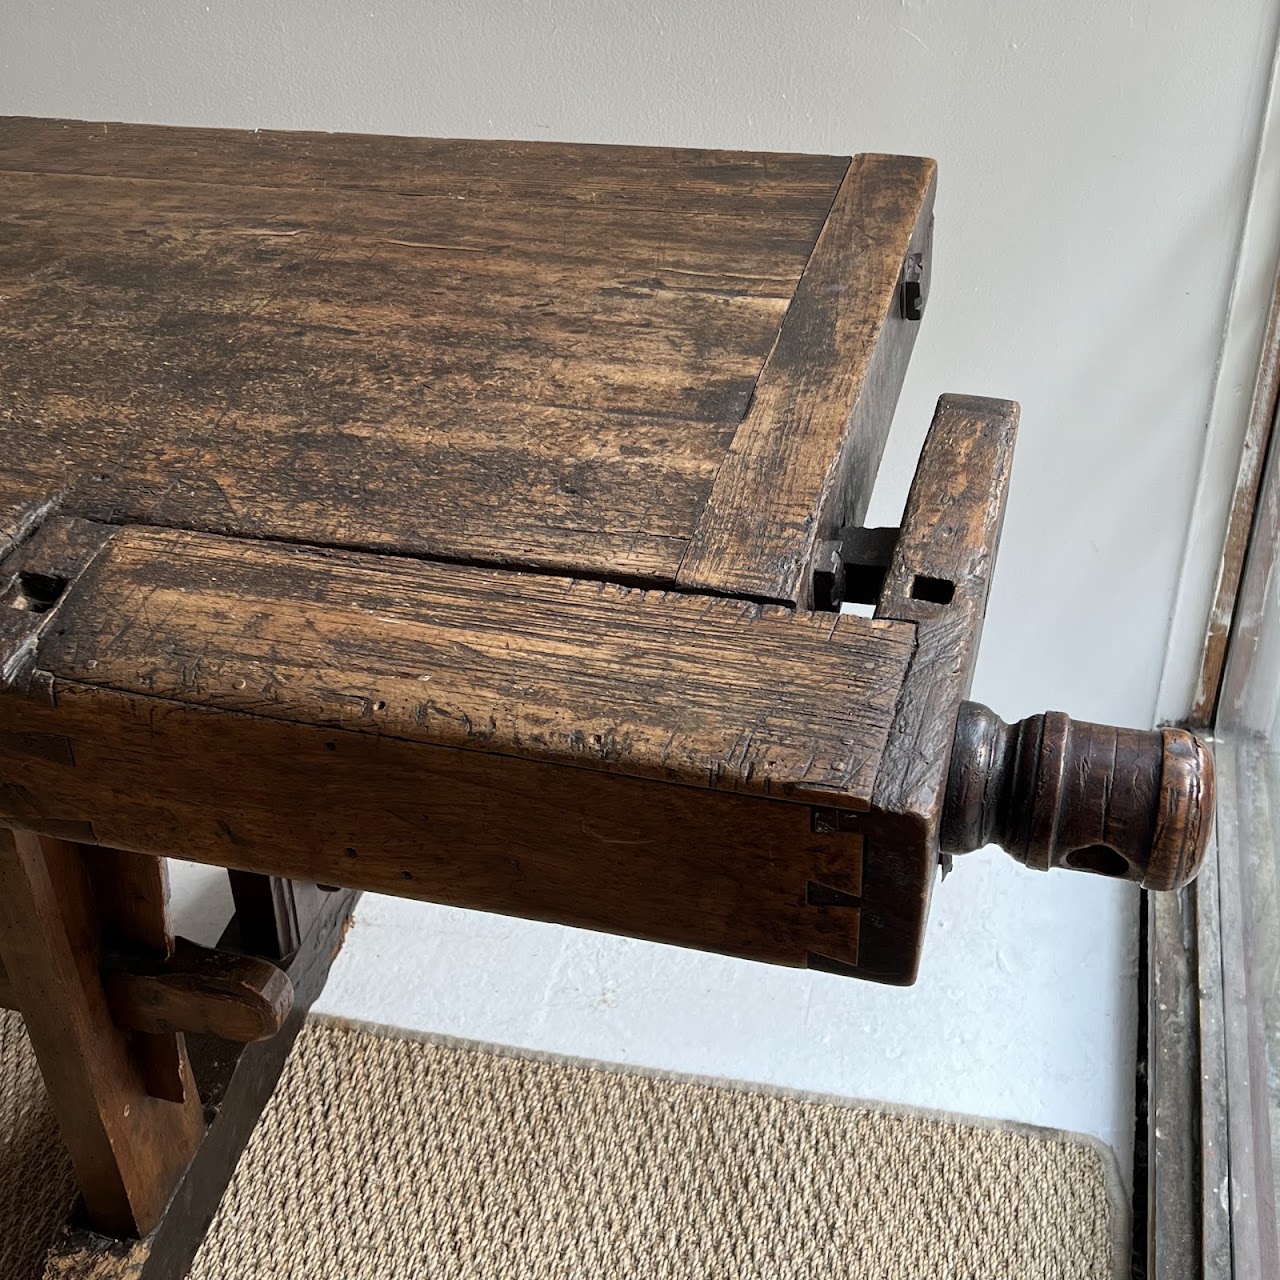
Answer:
[677,152,936,605]
[102,939,294,1043]
[0,515,912,972]
[30,520,912,803]
[850,394,1019,982]
[0,937,293,1042]
[941,703,1214,891]
[0,117,928,601]
[43,887,358,1280]
[85,849,188,1103]
[0,831,204,1237]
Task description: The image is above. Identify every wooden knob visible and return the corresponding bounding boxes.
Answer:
[940,701,1214,890]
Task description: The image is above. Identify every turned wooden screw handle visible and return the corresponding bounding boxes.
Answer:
[940,702,1214,890]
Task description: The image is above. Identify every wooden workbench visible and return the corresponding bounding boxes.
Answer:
[0,117,1212,1276]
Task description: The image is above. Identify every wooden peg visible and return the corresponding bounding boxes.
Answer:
[102,937,294,1043]
[940,701,1214,890]
[0,935,294,1043]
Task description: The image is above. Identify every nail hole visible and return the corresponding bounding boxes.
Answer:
[344,847,358,858]
[910,574,954,605]
[1064,844,1130,879]
[372,700,387,712]
[12,571,69,613]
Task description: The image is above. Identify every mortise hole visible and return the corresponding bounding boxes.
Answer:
[1064,844,1131,879]
[843,564,887,606]
[910,574,955,605]
[12,571,68,614]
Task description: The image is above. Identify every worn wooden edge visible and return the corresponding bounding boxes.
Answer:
[1190,245,1280,726]
[0,937,293,1043]
[675,152,937,605]
[0,515,114,692]
[14,517,913,812]
[853,393,1019,983]
[0,116,852,213]
[41,885,359,1280]
[102,938,295,1043]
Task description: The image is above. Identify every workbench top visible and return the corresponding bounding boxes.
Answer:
[0,117,934,606]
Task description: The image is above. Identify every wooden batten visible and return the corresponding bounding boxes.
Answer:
[676,153,937,605]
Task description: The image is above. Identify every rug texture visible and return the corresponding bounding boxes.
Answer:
[0,1009,1125,1279]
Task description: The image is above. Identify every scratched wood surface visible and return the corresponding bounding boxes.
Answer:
[34,522,914,804]
[0,514,910,971]
[676,153,935,604]
[0,117,930,598]
[855,394,1019,982]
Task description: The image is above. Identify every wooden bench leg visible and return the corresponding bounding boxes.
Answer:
[0,829,204,1237]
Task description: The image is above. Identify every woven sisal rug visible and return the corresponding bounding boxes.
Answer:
[1,1009,1126,1279]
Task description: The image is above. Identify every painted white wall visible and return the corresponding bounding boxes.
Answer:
[10,0,1280,1180]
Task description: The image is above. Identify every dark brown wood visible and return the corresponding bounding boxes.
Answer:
[0,830,203,1237]
[0,934,293,1042]
[226,872,325,961]
[829,394,1019,982]
[0,117,930,598]
[29,518,912,806]
[941,702,1214,890]
[43,886,358,1280]
[0,515,914,973]
[0,115,1222,1275]
[86,849,187,1104]
[102,937,293,1043]
[676,153,936,605]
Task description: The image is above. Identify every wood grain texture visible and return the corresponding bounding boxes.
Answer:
[941,702,1214,890]
[36,521,913,806]
[0,936,293,1042]
[102,938,294,1043]
[0,117,850,214]
[0,831,204,1237]
[43,887,358,1280]
[0,517,908,971]
[852,394,1019,983]
[873,396,1019,818]
[676,153,936,604]
[0,682,867,973]
[0,116,910,591]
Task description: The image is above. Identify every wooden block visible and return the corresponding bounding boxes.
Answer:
[103,937,294,1043]
[0,516,908,973]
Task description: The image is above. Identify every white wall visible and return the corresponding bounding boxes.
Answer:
[7,0,1279,1176]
